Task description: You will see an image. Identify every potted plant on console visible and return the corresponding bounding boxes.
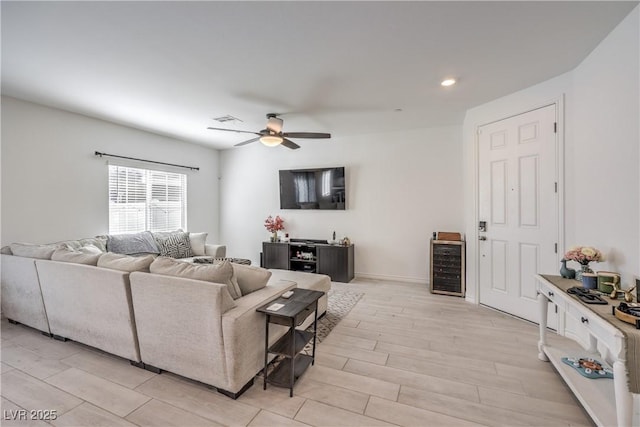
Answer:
[264,215,285,242]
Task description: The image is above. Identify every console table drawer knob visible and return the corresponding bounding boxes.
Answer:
[581,316,589,324]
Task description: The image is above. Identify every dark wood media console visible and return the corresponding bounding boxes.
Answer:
[262,240,354,282]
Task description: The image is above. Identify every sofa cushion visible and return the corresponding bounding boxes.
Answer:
[153,231,193,259]
[10,243,59,259]
[189,232,208,256]
[51,245,102,265]
[107,231,160,256]
[98,252,156,272]
[232,264,272,296]
[150,257,240,299]
[269,269,332,294]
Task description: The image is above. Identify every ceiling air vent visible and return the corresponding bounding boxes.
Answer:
[212,115,243,123]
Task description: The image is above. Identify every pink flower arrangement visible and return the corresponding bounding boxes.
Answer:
[563,246,603,265]
[264,215,284,233]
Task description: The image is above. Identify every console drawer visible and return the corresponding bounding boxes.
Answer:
[538,280,562,306]
[295,305,315,326]
[566,303,609,340]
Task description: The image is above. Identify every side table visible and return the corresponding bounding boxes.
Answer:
[256,288,324,397]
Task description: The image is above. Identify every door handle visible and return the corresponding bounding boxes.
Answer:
[479,236,487,241]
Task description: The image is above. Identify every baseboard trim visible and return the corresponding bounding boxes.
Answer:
[354,272,428,285]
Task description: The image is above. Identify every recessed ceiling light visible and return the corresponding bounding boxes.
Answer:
[441,78,456,87]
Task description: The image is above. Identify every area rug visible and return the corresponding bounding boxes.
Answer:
[308,289,364,343]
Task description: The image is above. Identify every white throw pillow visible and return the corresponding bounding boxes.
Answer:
[78,244,103,255]
[60,238,105,252]
[232,264,272,296]
[150,257,241,299]
[189,232,208,256]
[51,247,101,265]
[98,252,155,272]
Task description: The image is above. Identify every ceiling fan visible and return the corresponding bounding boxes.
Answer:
[207,113,331,150]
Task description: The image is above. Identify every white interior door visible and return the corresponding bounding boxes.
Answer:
[478,105,559,325]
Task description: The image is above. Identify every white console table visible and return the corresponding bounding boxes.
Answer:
[536,274,639,426]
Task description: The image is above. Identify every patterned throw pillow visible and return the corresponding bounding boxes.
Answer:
[154,231,193,259]
[212,257,251,265]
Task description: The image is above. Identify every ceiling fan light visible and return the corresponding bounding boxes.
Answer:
[260,135,283,146]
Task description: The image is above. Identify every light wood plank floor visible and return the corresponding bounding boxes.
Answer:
[1,279,593,426]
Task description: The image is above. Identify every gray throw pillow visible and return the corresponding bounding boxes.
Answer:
[107,231,160,256]
[153,231,193,259]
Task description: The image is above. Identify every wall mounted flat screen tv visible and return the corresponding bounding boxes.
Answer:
[279,167,346,210]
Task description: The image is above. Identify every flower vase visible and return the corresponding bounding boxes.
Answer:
[559,259,576,279]
[270,231,278,242]
[575,264,593,281]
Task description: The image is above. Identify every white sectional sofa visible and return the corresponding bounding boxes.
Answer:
[36,260,142,362]
[0,231,331,398]
[0,255,50,334]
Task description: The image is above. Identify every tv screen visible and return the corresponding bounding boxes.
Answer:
[279,167,346,210]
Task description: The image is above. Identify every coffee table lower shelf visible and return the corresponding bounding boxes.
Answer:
[266,354,313,389]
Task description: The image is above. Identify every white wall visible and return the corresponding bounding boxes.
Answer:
[1,97,221,245]
[570,6,639,284]
[220,126,463,282]
[463,6,639,301]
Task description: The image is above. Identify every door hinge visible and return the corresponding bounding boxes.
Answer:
[553,122,557,133]
[554,182,558,193]
[554,243,558,253]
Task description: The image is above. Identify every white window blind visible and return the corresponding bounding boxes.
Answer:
[108,165,187,234]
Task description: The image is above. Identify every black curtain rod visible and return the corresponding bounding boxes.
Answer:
[94,151,199,171]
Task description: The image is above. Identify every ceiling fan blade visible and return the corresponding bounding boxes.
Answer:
[281,138,300,150]
[282,132,331,139]
[207,127,261,136]
[266,116,283,133]
[234,137,260,147]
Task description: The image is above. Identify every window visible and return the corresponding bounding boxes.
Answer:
[108,165,187,234]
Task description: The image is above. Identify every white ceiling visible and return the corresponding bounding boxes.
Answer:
[2,1,637,149]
